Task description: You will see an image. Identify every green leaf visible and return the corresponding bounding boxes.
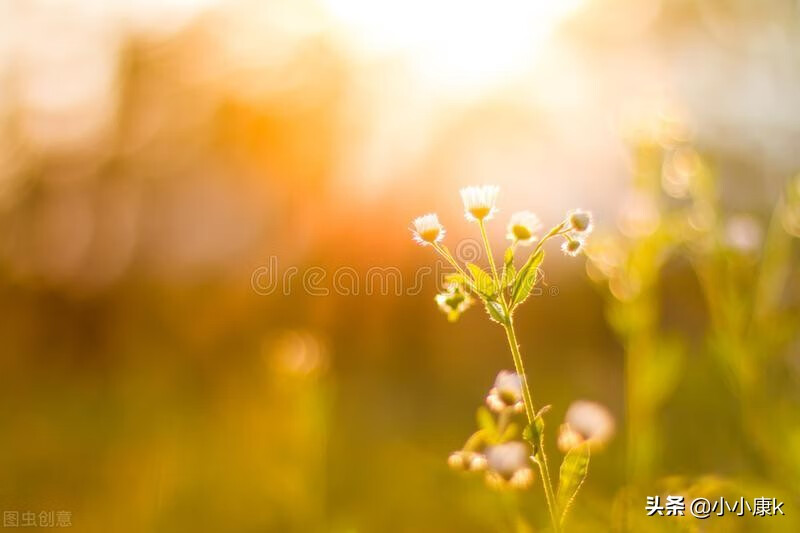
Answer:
[504,247,514,267]
[557,442,591,527]
[502,263,516,288]
[467,263,497,297]
[484,300,508,325]
[501,247,515,287]
[522,425,532,443]
[511,250,544,307]
[476,407,498,440]
[522,415,545,452]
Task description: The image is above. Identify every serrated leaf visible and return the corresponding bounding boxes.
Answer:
[522,424,533,443]
[467,263,497,297]
[523,415,545,450]
[476,406,498,440]
[501,247,516,287]
[557,442,590,527]
[484,300,508,325]
[511,250,544,307]
[504,247,514,267]
[502,263,516,288]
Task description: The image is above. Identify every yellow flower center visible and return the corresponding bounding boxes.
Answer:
[469,206,491,220]
[512,225,532,241]
[420,227,441,242]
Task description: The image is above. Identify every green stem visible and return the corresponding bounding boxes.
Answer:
[532,222,568,258]
[503,317,560,533]
[432,243,475,291]
[506,222,568,314]
[479,219,502,289]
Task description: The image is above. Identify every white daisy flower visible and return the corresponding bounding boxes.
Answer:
[411,213,445,246]
[484,442,533,489]
[557,423,585,453]
[506,211,542,245]
[567,209,593,234]
[485,370,525,413]
[561,237,585,257]
[564,400,615,448]
[460,185,500,222]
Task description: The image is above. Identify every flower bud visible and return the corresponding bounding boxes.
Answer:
[485,371,524,413]
[486,442,530,480]
[568,209,593,233]
[561,238,585,257]
[484,442,534,490]
[447,451,465,470]
[564,400,615,449]
[557,423,585,453]
[468,454,488,472]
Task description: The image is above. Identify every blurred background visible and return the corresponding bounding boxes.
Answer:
[1,0,800,531]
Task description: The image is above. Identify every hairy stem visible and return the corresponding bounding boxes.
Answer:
[503,317,560,533]
[432,243,474,291]
[479,219,502,289]
[532,222,568,258]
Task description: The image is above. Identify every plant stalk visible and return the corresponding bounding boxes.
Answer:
[479,219,502,288]
[503,317,560,533]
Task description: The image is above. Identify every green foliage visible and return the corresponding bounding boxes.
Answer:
[467,262,498,298]
[556,443,590,526]
[522,409,546,455]
[501,247,516,288]
[502,266,516,290]
[483,299,508,325]
[476,406,498,440]
[510,250,544,308]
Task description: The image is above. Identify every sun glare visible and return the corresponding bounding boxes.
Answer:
[323,0,584,93]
